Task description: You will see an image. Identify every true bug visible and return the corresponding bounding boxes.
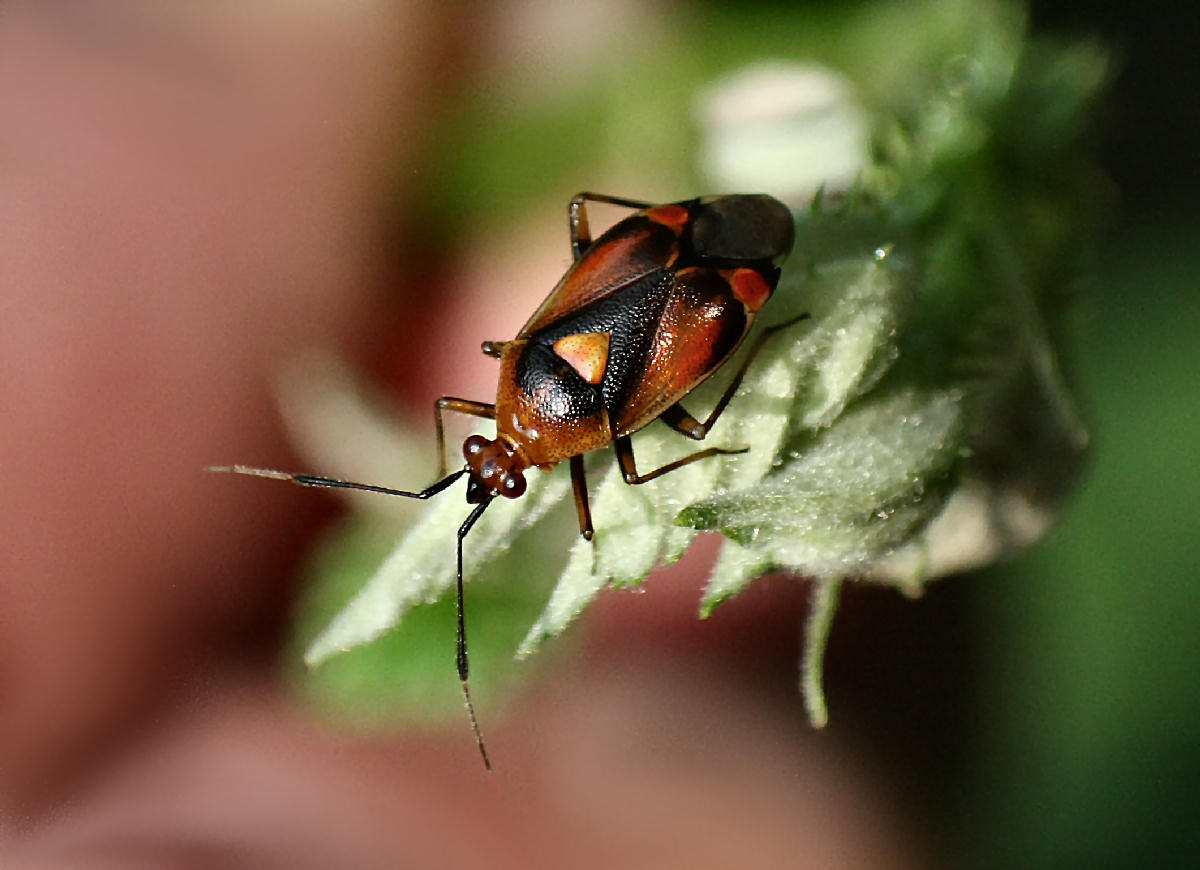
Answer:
[213,193,797,769]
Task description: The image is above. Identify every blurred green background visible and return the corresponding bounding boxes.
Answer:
[946,3,1199,866]
[966,215,1200,868]
[843,3,1200,867]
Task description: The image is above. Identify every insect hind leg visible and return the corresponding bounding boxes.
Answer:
[613,435,747,486]
[569,192,653,261]
[658,312,812,442]
[615,311,811,483]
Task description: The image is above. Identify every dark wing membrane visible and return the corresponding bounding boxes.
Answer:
[517,214,679,339]
[609,266,750,437]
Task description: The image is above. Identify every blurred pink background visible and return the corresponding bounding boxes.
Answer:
[0,2,927,866]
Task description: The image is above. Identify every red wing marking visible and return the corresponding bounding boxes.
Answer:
[553,332,611,385]
[723,267,772,312]
[645,204,690,233]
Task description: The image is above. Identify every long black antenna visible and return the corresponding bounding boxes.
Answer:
[456,497,494,770]
[206,465,465,500]
[208,464,494,769]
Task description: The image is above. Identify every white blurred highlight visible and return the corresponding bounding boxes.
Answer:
[697,62,870,204]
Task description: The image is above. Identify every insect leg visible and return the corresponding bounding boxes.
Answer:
[456,497,494,770]
[435,397,496,478]
[569,192,653,261]
[569,454,594,540]
[614,435,746,486]
[659,312,812,441]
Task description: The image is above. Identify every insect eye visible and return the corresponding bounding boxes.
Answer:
[463,435,489,459]
[502,471,526,498]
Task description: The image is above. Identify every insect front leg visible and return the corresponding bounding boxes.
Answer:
[434,397,496,478]
[568,192,652,261]
[569,454,594,540]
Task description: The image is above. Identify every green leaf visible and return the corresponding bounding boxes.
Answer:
[291,517,565,724]
[683,384,964,603]
[304,466,570,668]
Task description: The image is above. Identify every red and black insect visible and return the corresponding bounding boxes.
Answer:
[213,193,797,768]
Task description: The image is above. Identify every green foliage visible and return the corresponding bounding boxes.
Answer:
[293,512,572,724]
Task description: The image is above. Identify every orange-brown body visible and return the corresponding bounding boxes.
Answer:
[463,194,793,500]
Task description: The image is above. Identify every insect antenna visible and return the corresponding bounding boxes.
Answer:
[206,465,466,499]
[209,463,495,769]
[456,496,494,770]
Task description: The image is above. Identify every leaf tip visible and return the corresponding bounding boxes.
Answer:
[302,643,335,670]
[801,577,843,730]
